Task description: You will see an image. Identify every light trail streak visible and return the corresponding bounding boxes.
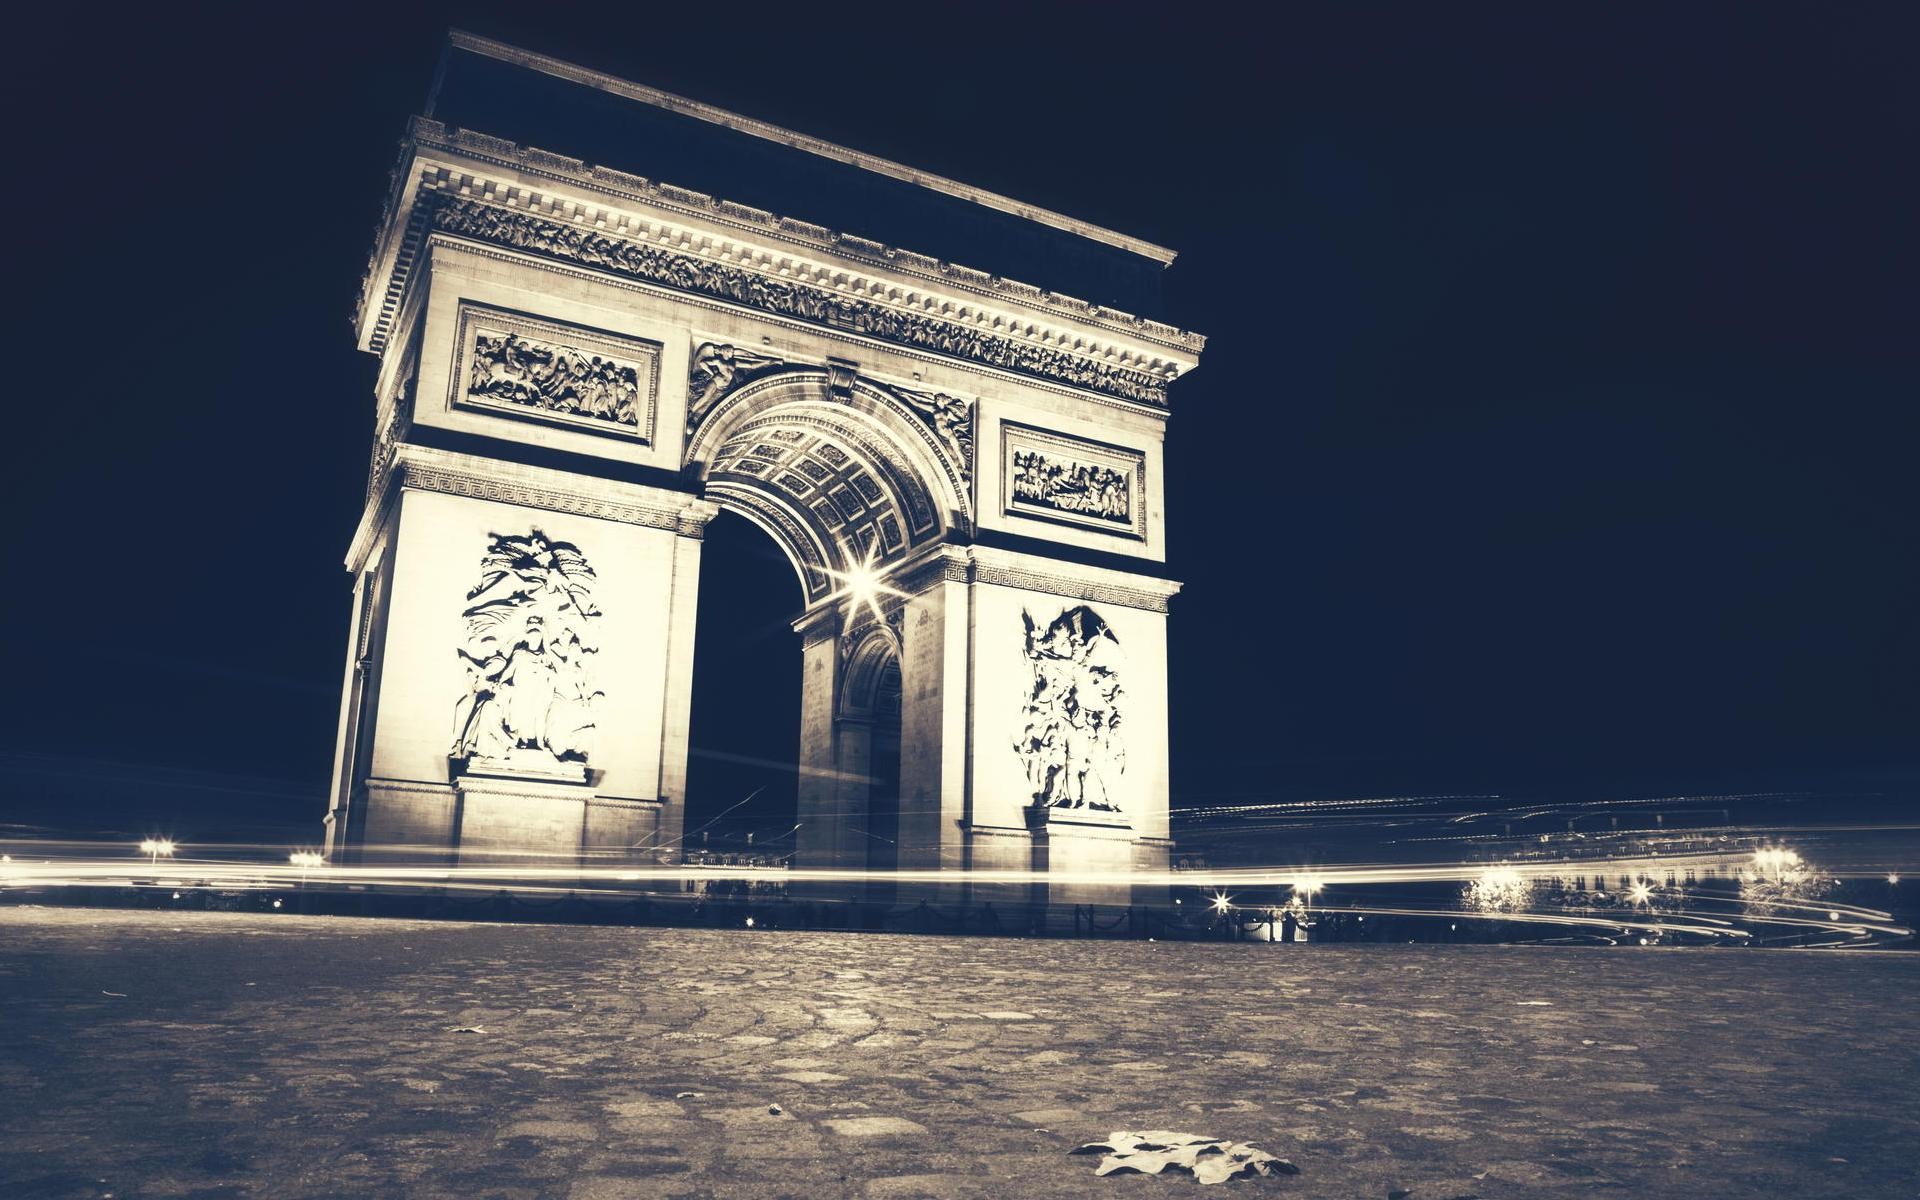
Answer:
[0,850,1902,896]
[2,840,1907,945]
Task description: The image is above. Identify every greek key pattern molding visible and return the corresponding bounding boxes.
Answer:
[972,564,1173,614]
[390,449,710,537]
[893,552,1173,613]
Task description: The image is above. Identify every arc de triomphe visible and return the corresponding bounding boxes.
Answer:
[323,34,1205,909]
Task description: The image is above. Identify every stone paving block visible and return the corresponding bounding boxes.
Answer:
[825,1116,932,1137]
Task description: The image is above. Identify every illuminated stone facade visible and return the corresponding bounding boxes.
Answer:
[323,34,1203,911]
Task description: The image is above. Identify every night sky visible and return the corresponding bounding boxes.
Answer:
[4,2,1915,847]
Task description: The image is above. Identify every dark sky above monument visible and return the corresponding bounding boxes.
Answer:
[4,1,1915,842]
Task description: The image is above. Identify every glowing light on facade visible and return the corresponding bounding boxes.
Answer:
[1464,865,1535,914]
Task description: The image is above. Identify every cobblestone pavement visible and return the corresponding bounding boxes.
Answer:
[1,907,1916,1199]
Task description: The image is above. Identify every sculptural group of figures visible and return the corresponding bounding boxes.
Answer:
[1010,450,1130,523]
[1013,605,1126,811]
[470,331,642,426]
[451,531,604,764]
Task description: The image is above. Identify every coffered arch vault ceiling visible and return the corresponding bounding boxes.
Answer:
[689,370,964,605]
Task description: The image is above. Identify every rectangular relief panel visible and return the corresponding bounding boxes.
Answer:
[449,302,662,443]
[1000,422,1147,541]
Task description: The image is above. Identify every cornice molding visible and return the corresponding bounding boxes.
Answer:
[446,32,1179,265]
[895,547,976,598]
[890,544,1181,613]
[792,604,840,649]
[397,120,1201,352]
[356,127,1204,386]
[435,231,1175,424]
[411,190,1174,407]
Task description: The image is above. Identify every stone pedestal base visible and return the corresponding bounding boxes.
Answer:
[1029,808,1138,917]
[453,770,595,870]
[583,796,668,867]
[358,780,459,866]
[348,772,668,877]
[958,808,1168,932]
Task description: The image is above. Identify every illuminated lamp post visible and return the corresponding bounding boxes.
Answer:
[1292,875,1325,942]
[1209,892,1232,938]
[139,839,175,867]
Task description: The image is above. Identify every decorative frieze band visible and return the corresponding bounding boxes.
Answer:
[891,548,1178,613]
[371,117,1203,350]
[973,563,1176,614]
[895,553,975,598]
[424,195,1172,407]
[348,444,717,571]
[395,449,709,534]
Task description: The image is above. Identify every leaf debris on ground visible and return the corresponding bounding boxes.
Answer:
[1071,1130,1299,1185]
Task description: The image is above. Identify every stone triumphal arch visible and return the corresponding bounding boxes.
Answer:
[322,34,1205,909]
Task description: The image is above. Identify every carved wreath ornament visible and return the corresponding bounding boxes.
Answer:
[451,531,604,765]
[1012,605,1126,812]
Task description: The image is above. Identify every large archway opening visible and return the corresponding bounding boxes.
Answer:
[683,511,805,863]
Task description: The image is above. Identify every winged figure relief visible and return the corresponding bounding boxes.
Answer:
[685,342,785,432]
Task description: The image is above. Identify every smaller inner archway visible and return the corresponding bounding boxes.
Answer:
[839,631,903,902]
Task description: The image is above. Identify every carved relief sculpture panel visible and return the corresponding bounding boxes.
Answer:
[451,530,605,775]
[1012,605,1127,813]
[451,303,661,442]
[1002,423,1147,540]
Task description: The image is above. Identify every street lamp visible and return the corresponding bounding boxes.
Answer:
[139,839,175,866]
[1291,875,1325,939]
